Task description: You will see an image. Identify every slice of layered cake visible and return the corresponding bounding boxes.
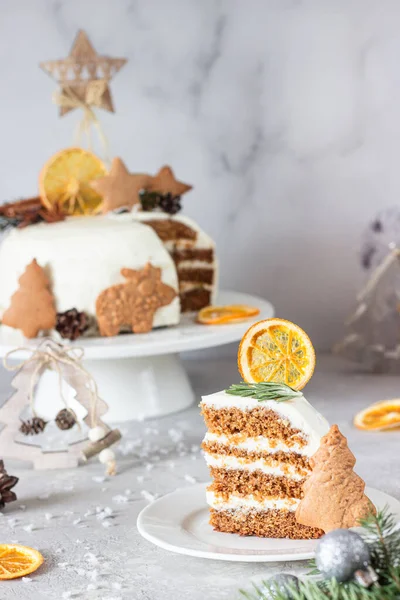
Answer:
[201,387,329,538]
[201,318,330,539]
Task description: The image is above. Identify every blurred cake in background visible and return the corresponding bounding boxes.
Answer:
[0,149,217,339]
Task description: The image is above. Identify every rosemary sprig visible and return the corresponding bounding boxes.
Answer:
[225,381,303,402]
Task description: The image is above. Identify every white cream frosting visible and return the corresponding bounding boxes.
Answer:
[206,491,300,512]
[204,431,312,456]
[201,391,329,457]
[0,215,180,328]
[204,453,306,479]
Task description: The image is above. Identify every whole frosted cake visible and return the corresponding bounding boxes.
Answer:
[0,150,217,339]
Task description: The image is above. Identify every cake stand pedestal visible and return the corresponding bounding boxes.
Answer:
[0,291,274,421]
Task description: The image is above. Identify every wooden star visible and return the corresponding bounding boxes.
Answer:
[40,30,127,116]
[146,166,192,197]
[90,158,152,213]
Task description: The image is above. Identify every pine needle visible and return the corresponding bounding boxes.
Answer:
[239,508,400,600]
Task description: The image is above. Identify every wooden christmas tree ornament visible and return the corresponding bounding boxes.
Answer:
[295,424,375,532]
[2,259,56,338]
[0,339,120,470]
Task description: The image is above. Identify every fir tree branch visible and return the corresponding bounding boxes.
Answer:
[239,508,400,600]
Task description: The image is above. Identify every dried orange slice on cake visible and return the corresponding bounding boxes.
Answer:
[197,305,260,325]
[0,544,44,580]
[39,147,107,216]
[354,399,400,431]
[238,318,315,389]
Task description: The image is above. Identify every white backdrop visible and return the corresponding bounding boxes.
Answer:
[0,0,398,349]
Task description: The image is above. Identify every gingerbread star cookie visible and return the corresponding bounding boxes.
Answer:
[90,158,152,213]
[146,166,192,197]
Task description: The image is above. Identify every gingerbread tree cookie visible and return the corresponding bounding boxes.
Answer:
[96,262,177,336]
[2,259,56,338]
[295,425,375,532]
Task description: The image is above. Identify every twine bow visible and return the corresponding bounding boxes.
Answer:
[3,341,100,428]
[53,84,111,165]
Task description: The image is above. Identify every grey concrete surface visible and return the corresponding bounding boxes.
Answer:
[0,355,399,600]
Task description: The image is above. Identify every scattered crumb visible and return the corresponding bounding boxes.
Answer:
[22,524,34,533]
[22,576,32,583]
[112,495,128,504]
[45,512,53,520]
[112,582,122,590]
[136,475,144,483]
[141,490,156,503]
[84,553,98,565]
[92,476,106,483]
[184,474,197,484]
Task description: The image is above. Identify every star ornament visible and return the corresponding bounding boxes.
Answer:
[146,166,192,197]
[90,158,152,213]
[40,29,127,116]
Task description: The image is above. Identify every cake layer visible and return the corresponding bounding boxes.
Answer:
[140,218,197,242]
[178,269,214,284]
[180,288,211,312]
[202,441,310,472]
[202,405,308,443]
[210,508,324,539]
[209,469,304,499]
[206,490,300,512]
[173,249,213,263]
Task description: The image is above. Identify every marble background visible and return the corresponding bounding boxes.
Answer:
[1,0,400,348]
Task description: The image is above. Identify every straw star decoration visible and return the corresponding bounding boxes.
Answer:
[40,29,127,116]
[90,158,152,213]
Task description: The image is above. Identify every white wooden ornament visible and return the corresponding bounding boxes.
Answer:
[0,338,112,470]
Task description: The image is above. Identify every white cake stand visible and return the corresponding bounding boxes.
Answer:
[0,291,274,421]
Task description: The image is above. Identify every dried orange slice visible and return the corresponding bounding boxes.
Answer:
[238,318,315,389]
[197,304,260,325]
[39,147,107,216]
[0,544,44,580]
[354,399,400,431]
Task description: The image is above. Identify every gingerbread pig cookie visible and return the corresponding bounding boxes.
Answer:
[96,263,177,336]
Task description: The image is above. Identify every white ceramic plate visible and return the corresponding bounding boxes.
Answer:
[137,482,400,562]
[0,290,274,359]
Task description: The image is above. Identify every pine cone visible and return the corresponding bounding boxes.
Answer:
[0,460,18,509]
[55,409,76,430]
[19,417,47,435]
[158,193,182,215]
[139,191,160,212]
[56,309,89,340]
